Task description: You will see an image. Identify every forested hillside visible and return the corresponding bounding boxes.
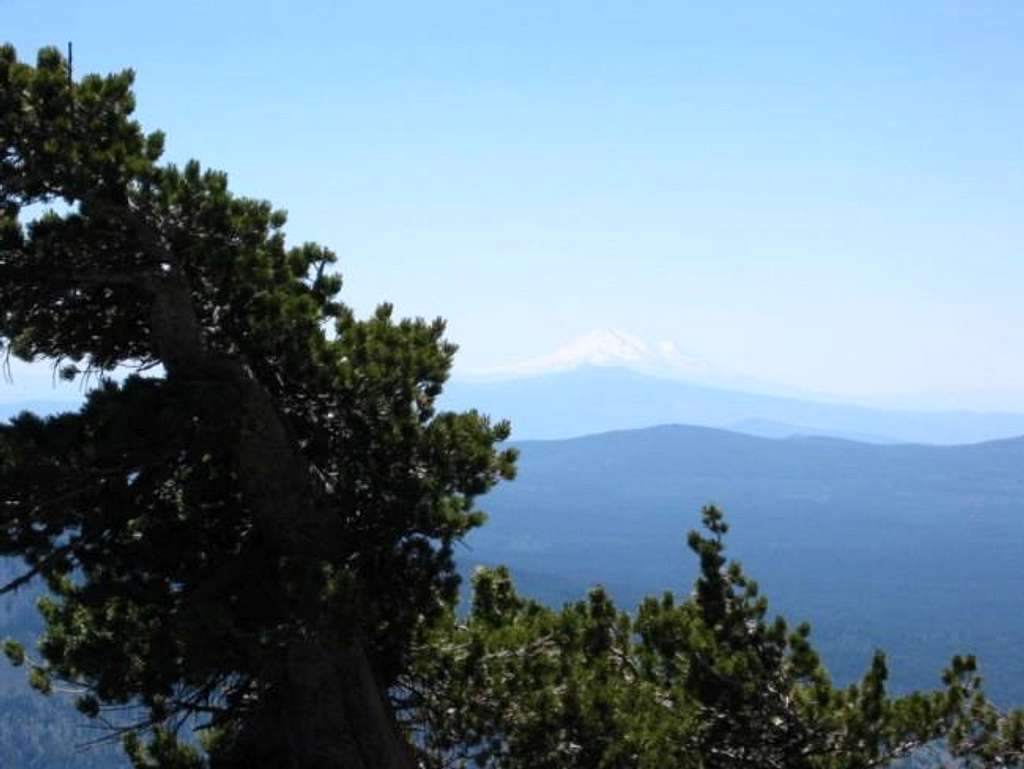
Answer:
[0,561,125,768]
[463,425,1024,705]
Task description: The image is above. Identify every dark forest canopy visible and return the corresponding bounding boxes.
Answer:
[1,44,1023,768]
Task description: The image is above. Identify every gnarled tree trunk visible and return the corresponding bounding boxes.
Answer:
[148,259,416,769]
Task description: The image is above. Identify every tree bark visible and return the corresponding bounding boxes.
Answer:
[214,637,415,769]
[144,259,416,769]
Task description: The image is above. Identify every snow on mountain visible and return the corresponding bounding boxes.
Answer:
[472,330,710,379]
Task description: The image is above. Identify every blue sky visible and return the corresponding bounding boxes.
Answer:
[5,1,1024,409]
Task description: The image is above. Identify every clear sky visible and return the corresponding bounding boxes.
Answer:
[4,1,1024,410]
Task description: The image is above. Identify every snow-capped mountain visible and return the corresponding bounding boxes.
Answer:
[471,329,711,380]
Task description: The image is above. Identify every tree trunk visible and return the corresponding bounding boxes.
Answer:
[147,264,417,769]
[215,638,416,769]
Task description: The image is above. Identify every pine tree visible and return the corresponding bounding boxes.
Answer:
[0,44,515,768]
[403,506,998,769]
[3,44,1023,769]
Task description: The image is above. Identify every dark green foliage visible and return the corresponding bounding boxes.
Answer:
[405,506,999,768]
[0,44,513,767]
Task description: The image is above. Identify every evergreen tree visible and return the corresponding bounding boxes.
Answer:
[404,505,997,769]
[3,44,1023,769]
[0,44,515,768]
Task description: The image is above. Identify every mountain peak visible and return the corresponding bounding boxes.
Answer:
[473,329,710,379]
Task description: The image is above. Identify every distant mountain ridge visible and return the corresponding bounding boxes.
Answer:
[7,363,1024,446]
[723,417,898,444]
[462,422,1024,706]
[443,365,1024,445]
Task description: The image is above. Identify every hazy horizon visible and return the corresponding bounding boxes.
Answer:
[5,1,1024,410]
